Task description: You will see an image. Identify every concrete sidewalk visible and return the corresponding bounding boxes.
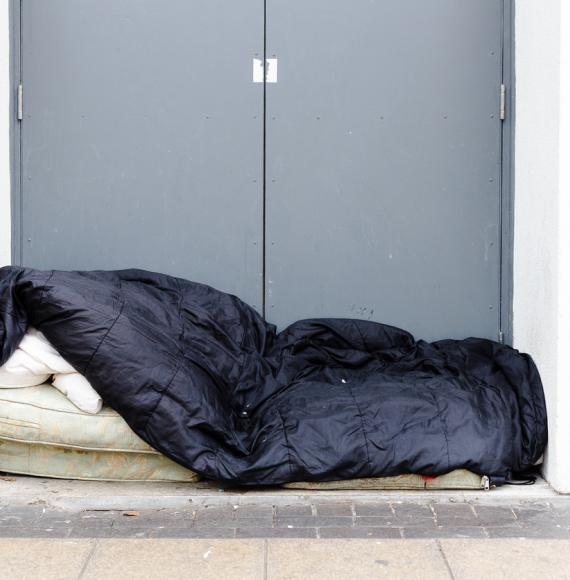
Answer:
[1,476,569,578]
[1,538,569,580]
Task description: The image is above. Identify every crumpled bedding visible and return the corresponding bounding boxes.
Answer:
[0,327,102,414]
[0,267,547,486]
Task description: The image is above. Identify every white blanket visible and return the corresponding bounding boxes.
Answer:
[0,328,102,414]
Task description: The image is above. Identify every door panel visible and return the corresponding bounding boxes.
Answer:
[20,0,506,339]
[265,0,503,340]
[21,0,264,310]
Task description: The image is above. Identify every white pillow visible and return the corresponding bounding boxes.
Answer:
[18,328,76,374]
[52,373,103,415]
[0,348,52,387]
[0,328,103,414]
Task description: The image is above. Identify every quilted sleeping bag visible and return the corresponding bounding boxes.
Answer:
[0,267,547,486]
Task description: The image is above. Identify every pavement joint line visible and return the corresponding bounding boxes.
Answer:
[77,539,98,580]
[263,538,268,580]
[436,538,456,580]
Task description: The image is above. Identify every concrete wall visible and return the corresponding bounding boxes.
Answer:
[513,0,570,493]
[0,0,10,267]
[0,1,568,491]
[556,0,570,494]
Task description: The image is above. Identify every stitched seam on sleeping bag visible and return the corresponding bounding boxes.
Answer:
[36,271,55,313]
[352,320,369,351]
[175,277,184,341]
[140,280,186,440]
[275,408,294,478]
[428,390,451,471]
[175,278,187,359]
[347,383,372,470]
[83,294,126,375]
[496,350,541,468]
[524,354,542,463]
[504,353,540,468]
[141,359,183,432]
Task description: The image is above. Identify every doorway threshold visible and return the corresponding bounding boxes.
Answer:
[0,475,561,512]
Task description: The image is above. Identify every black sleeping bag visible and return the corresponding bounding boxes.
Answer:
[0,267,547,486]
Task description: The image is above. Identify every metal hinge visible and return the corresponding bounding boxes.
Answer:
[17,83,23,121]
[499,84,506,121]
[498,330,505,344]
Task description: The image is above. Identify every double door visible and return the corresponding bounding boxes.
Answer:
[19,0,505,340]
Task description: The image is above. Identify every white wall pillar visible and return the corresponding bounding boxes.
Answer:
[0,0,10,266]
[513,0,570,493]
[553,0,570,492]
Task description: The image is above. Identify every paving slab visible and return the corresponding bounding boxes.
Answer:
[354,503,393,517]
[402,526,487,539]
[474,505,518,526]
[81,539,265,580]
[318,527,401,539]
[275,505,313,517]
[441,539,570,579]
[266,539,450,580]
[434,503,478,526]
[0,539,93,580]
[486,525,570,539]
[236,527,317,539]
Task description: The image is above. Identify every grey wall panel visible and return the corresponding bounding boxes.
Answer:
[265,0,504,340]
[21,0,264,310]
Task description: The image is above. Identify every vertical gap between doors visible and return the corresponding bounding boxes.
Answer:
[19,0,23,266]
[499,0,514,345]
[498,0,505,342]
[261,0,267,317]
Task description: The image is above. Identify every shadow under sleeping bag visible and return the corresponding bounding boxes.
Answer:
[0,267,547,486]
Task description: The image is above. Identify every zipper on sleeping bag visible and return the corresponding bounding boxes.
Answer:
[489,471,538,487]
[488,475,505,488]
[503,471,539,486]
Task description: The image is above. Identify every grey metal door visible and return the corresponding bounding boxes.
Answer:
[18,1,507,340]
[265,0,504,340]
[20,0,264,310]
